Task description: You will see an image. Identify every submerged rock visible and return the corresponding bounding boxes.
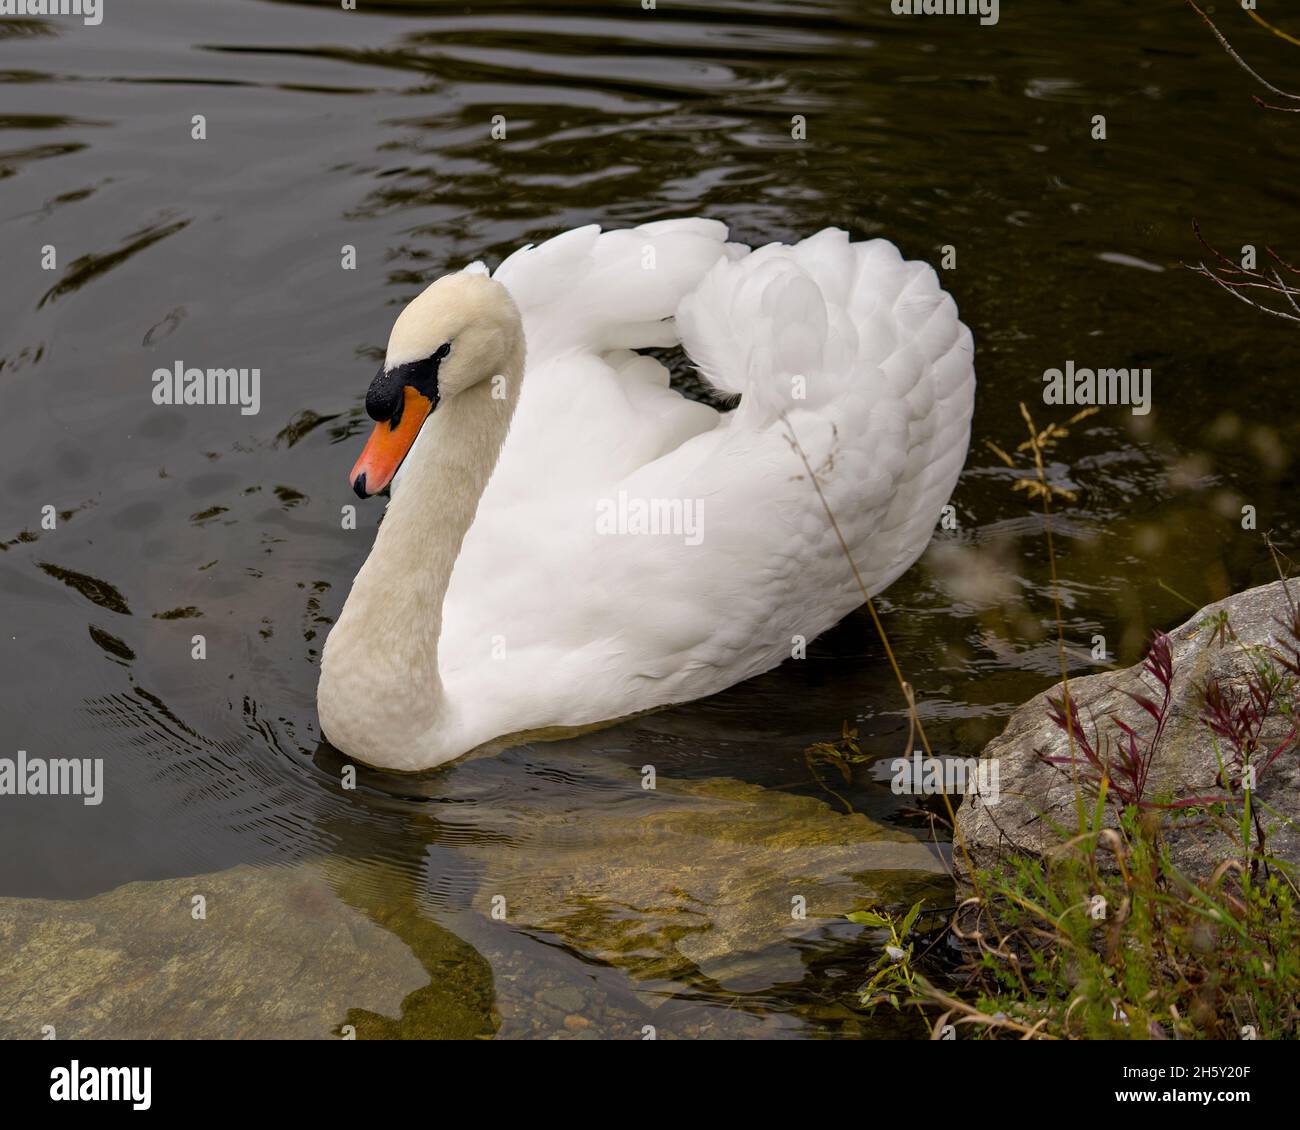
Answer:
[466,774,949,991]
[0,774,951,1038]
[0,862,492,1040]
[955,579,1300,877]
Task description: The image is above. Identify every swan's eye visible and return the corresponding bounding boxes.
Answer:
[364,342,450,427]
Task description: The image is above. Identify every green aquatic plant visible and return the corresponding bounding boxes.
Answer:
[804,720,866,778]
[803,721,870,813]
[847,900,925,1012]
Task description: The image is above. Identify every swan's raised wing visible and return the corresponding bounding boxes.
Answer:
[603,228,975,686]
[469,220,733,506]
[491,218,732,359]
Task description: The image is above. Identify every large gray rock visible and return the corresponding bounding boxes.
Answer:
[955,580,1300,878]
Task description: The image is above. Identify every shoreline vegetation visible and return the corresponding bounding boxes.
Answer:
[815,5,1300,1039]
[799,403,1299,1039]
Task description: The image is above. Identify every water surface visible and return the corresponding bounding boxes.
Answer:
[2,0,1298,1038]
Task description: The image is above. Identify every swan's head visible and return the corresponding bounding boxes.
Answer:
[350,271,522,499]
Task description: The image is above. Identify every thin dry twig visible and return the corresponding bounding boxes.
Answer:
[781,414,1030,995]
[1187,220,1300,325]
[1187,0,1300,104]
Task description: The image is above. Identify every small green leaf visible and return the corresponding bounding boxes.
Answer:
[900,899,924,938]
[847,911,891,928]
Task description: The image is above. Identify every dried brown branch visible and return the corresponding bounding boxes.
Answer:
[1187,0,1300,105]
[1187,221,1300,325]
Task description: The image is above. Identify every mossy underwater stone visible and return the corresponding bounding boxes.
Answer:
[0,862,469,1039]
[466,774,948,991]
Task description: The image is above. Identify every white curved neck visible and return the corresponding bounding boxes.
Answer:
[319,362,521,769]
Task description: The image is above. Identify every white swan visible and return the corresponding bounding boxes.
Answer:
[317,219,974,771]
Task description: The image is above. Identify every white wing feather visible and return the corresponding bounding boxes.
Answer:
[438,221,975,738]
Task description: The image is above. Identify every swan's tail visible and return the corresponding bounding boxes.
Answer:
[484,218,732,359]
[677,227,971,429]
[675,227,974,586]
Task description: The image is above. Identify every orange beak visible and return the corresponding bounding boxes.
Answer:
[350,386,435,498]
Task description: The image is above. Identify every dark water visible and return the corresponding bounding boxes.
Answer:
[2,0,1298,1037]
